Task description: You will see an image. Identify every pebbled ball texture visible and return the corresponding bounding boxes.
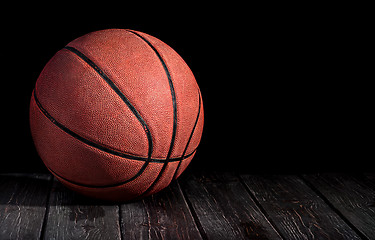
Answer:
[30,29,203,202]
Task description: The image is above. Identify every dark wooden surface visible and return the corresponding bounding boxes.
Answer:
[1,172,374,240]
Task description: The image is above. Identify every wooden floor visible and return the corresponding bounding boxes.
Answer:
[0,171,374,240]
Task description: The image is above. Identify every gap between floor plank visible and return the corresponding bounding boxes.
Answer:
[301,174,372,240]
[238,174,286,240]
[177,179,209,240]
[39,175,54,240]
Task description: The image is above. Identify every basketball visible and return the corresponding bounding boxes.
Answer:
[29,29,204,202]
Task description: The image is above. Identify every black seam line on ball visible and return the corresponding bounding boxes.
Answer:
[33,91,195,164]
[126,30,178,197]
[64,46,153,166]
[125,31,178,159]
[172,89,202,180]
[63,45,154,178]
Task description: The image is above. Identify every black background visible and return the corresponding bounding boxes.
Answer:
[1,7,371,173]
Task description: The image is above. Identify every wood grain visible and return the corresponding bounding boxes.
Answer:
[42,179,121,240]
[303,173,375,239]
[1,172,374,240]
[0,173,52,240]
[240,174,361,240]
[180,171,282,240]
[120,181,202,240]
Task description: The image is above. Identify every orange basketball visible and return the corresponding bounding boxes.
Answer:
[29,29,203,201]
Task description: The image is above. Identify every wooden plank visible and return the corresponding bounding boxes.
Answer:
[120,181,202,240]
[303,173,375,239]
[43,178,121,240]
[241,174,361,240]
[0,173,52,240]
[179,171,282,240]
